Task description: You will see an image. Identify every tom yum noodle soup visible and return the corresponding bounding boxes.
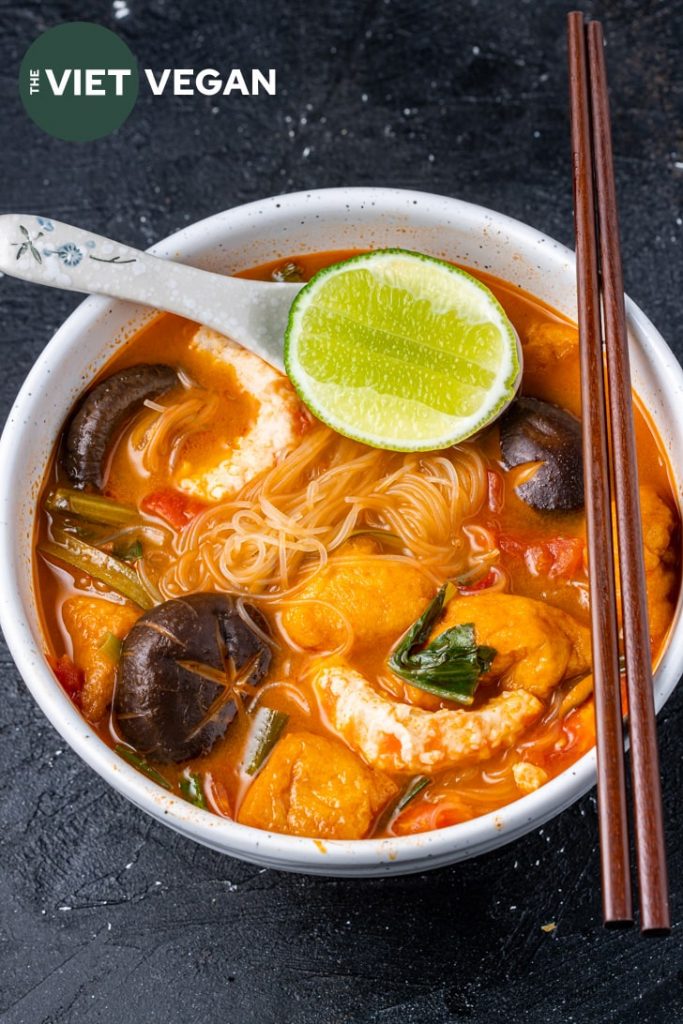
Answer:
[35,250,679,840]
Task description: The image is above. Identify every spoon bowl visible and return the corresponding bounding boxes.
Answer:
[0,213,302,371]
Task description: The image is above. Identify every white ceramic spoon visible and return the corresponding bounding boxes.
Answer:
[0,214,304,372]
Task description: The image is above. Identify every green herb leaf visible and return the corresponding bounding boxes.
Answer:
[243,707,289,775]
[39,536,153,609]
[16,244,27,260]
[115,743,171,789]
[114,538,143,562]
[29,244,42,264]
[395,775,431,813]
[20,224,29,238]
[388,583,495,704]
[179,770,208,809]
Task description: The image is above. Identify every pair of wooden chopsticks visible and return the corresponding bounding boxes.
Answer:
[567,12,670,934]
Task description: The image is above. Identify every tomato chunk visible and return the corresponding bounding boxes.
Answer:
[459,568,499,595]
[141,488,207,529]
[500,534,584,579]
[50,654,84,705]
[393,790,473,835]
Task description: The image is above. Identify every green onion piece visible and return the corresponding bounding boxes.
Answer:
[115,743,171,789]
[388,583,495,704]
[374,775,432,834]
[39,537,153,609]
[395,775,431,814]
[45,487,139,527]
[114,538,143,562]
[271,261,304,283]
[179,770,208,809]
[98,631,122,663]
[243,707,289,776]
[51,519,112,547]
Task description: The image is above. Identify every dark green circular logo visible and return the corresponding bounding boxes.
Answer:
[19,22,138,142]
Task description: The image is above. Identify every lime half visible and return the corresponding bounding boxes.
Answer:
[284,249,522,451]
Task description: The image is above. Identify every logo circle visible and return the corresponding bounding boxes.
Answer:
[19,22,138,142]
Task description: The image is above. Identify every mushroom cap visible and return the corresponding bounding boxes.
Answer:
[114,593,272,763]
[500,397,584,512]
[62,363,179,490]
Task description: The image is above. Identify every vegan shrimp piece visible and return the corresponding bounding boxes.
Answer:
[314,665,543,774]
[177,327,308,501]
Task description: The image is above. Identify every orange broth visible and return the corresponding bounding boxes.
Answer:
[33,250,680,837]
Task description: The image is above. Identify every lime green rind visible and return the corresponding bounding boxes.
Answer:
[284,248,521,452]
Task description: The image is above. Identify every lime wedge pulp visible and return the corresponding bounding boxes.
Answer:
[284,249,522,452]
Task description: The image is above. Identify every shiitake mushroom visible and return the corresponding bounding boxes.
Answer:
[62,364,179,490]
[499,397,584,512]
[114,593,272,762]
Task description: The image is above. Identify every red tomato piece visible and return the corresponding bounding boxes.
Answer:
[393,792,473,835]
[205,774,233,819]
[459,568,498,595]
[50,654,84,705]
[500,534,584,580]
[499,533,525,559]
[544,537,584,578]
[141,488,207,529]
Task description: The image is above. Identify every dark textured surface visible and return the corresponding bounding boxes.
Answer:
[1,1,682,1021]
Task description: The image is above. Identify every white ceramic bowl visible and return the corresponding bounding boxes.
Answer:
[1,187,681,876]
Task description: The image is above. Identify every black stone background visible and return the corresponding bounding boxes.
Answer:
[1,1,682,1021]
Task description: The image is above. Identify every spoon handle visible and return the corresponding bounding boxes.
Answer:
[0,214,302,372]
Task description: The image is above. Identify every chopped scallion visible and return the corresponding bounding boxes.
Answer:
[243,707,289,776]
[98,631,122,662]
[45,488,138,527]
[395,775,431,813]
[39,536,153,609]
[114,538,143,562]
[179,770,208,809]
[374,774,432,835]
[115,743,171,789]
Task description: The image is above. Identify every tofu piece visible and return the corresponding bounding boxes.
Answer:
[62,597,140,721]
[434,592,592,698]
[512,761,548,794]
[522,321,578,374]
[282,537,434,651]
[634,485,677,646]
[237,731,397,839]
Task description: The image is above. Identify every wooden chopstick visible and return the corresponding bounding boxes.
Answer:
[567,12,670,935]
[586,20,670,936]
[567,10,632,928]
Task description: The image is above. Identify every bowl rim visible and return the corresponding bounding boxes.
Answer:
[1,185,681,874]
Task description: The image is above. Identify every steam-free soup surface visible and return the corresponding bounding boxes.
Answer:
[34,251,680,839]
